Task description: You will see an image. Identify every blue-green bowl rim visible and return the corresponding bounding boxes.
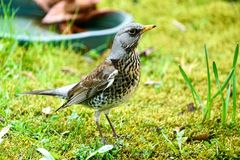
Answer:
[0,11,133,43]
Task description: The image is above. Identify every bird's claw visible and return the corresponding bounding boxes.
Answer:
[113,133,119,139]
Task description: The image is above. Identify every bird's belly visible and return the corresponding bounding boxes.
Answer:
[87,75,140,110]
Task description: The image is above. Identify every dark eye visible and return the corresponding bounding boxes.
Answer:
[129,29,137,35]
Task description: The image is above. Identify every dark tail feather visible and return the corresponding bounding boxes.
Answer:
[21,89,64,97]
[55,101,69,112]
[22,90,55,96]
[21,83,78,112]
[21,83,78,99]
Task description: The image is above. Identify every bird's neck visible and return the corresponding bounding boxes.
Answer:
[108,37,138,60]
[107,38,140,74]
[108,47,137,64]
[109,49,140,75]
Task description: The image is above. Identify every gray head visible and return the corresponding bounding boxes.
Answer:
[108,23,156,59]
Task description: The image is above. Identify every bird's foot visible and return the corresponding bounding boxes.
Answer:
[115,134,131,140]
[113,133,119,139]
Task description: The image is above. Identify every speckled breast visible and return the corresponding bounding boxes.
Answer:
[87,51,140,110]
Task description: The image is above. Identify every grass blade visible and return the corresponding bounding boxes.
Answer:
[225,84,231,111]
[212,69,234,100]
[204,45,212,120]
[161,132,179,154]
[179,65,203,108]
[232,44,239,68]
[36,148,55,160]
[213,62,227,126]
[232,72,237,124]
[231,44,239,124]
[86,145,113,160]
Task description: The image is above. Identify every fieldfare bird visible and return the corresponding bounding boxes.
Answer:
[23,23,156,142]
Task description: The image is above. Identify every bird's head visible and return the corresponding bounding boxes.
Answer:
[116,23,156,50]
[108,23,156,59]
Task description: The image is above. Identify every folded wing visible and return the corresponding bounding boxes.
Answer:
[56,60,118,111]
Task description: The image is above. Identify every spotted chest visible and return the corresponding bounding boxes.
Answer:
[87,51,140,110]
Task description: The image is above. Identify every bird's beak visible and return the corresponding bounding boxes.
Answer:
[141,25,156,33]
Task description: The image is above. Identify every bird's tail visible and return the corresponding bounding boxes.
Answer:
[21,83,78,99]
[22,89,62,97]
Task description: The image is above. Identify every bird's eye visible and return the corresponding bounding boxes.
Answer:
[129,29,137,35]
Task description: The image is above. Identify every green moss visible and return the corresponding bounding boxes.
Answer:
[0,0,240,159]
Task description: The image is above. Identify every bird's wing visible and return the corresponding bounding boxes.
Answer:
[56,59,118,111]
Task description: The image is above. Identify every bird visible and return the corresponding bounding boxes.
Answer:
[23,22,156,143]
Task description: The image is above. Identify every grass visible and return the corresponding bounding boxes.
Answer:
[0,0,17,36]
[205,45,212,121]
[0,0,240,159]
[231,44,239,125]
[179,45,238,125]
[213,61,229,126]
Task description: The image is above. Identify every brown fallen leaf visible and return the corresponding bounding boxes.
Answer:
[178,102,196,116]
[138,47,154,57]
[192,133,209,141]
[61,66,77,75]
[41,0,101,24]
[0,124,11,144]
[187,102,196,112]
[58,10,111,34]
[35,0,114,35]
[34,0,61,11]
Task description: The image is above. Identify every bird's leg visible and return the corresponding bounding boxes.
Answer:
[104,113,119,138]
[94,111,106,144]
[96,121,106,144]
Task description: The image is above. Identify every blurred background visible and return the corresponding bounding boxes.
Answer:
[0,0,240,159]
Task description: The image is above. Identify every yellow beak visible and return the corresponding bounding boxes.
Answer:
[141,25,156,33]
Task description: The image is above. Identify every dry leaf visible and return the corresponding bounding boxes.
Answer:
[192,133,209,141]
[34,0,61,11]
[138,47,154,57]
[42,0,76,23]
[61,66,77,75]
[178,111,184,116]
[42,0,101,24]
[144,80,161,86]
[0,124,11,144]
[42,107,52,115]
[22,71,36,80]
[172,20,186,32]
[37,148,55,160]
[86,145,113,160]
[187,102,196,112]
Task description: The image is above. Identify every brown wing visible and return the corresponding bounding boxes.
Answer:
[56,59,118,111]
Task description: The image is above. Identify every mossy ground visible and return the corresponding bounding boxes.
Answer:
[0,0,240,159]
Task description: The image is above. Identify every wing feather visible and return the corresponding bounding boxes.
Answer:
[56,60,118,111]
